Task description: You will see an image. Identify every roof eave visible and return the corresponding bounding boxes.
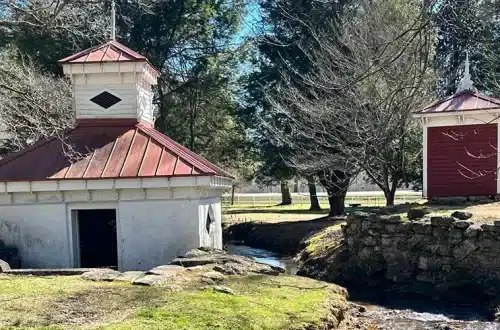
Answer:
[413,107,500,118]
[0,176,233,194]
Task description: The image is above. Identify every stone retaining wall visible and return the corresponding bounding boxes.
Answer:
[340,212,500,297]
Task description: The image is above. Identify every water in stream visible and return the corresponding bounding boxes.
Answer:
[225,243,500,330]
[225,243,298,274]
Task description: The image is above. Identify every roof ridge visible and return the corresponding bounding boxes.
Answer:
[421,90,473,111]
[418,90,500,114]
[109,40,146,59]
[58,40,112,63]
[473,92,500,106]
[58,40,160,76]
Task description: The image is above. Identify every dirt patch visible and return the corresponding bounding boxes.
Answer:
[41,286,164,327]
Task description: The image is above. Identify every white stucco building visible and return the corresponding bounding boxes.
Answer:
[0,40,233,271]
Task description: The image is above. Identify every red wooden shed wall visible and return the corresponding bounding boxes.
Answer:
[427,124,497,198]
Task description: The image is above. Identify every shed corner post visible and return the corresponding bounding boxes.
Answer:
[422,120,428,198]
[497,121,500,195]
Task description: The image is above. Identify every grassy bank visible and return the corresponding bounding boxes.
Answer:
[0,273,348,330]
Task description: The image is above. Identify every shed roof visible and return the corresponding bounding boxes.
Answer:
[416,90,500,115]
[58,40,160,76]
[0,120,232,181]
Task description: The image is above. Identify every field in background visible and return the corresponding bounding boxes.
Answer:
[223,193,500,225]
[222,192,425,224]
[223,191,424,208]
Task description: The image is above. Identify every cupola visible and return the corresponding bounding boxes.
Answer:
[58,40,160,125]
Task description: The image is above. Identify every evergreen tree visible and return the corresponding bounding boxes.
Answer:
[434,0,500,96]
[242,0,352,213]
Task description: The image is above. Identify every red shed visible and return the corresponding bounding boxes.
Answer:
[414,61,499,199]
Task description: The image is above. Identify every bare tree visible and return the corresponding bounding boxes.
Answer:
[0,0,157,154]
[0,48,73,154]
[0,0,154,36]
[265,0,436,206]
[0,0,109,44]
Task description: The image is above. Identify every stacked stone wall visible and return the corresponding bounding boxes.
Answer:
[340,212,500,297]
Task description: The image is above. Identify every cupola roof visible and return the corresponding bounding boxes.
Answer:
[59,40,160,76]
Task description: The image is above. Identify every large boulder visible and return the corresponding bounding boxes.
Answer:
[170,248,284,276]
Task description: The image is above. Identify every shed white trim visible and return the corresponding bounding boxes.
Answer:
[0,176,232,194]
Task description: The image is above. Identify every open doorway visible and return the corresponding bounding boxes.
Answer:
[77,209,118,269]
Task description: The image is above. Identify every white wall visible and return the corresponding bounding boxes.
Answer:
[73,73,138,120]
[118,199,202,271]
[0,204,70,268]
[0,184,226,271]
[72,72,155,123]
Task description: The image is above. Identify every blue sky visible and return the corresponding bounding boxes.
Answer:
[235,1,263,43]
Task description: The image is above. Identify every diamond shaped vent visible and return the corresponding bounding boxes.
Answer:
[90,91,121,109]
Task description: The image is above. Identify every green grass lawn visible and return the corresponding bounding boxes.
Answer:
[223,204,330,223]
[0,274,348,330]
[222,193,425,224]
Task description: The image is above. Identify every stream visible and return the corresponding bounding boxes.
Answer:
[225,243,500,330]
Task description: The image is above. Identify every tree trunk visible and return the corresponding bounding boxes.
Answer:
[306,175,321,211]
[293,178,299,193]
[384,189,395,206]
[385,180,399,206]
[231,185,236,205]
[327,193,346,216]
[280,181,293,205]
[318,170,350,216]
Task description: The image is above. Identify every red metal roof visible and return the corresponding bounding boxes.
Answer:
[58,40,160,76]
[0,120,232,181]
[417,91,500,114]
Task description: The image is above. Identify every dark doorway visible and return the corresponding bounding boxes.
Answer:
[77,209,118,269]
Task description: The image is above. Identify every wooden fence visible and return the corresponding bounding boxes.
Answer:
[222,193,423,207]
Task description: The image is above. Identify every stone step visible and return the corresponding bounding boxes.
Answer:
[4,268,107,276]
